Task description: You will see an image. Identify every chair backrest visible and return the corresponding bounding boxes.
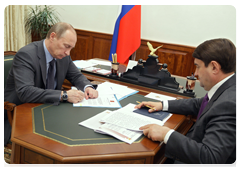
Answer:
[4,51,16,89]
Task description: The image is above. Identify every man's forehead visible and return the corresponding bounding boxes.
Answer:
[59,31,76,45]
[194,58,198,64]
[194,58,202,65]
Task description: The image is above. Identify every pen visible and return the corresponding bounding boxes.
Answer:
[136,101,156,111]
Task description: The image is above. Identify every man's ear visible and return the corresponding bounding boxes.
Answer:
[49,32,56,41]
[211,61,221,74]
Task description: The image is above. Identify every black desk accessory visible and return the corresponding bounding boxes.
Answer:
[121,55,179,90]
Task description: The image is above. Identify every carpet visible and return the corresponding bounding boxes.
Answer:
[4,147,11,163]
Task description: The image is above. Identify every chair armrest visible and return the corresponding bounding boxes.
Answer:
[4,101,16,127]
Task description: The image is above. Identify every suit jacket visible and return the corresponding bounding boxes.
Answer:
[165,74,236,164]
[4,40,92,145]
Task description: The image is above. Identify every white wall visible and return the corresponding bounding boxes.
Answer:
[54,5,236,47]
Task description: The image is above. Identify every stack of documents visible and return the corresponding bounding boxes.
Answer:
[73,82,138,108]
[73,59,111,75]
[97,82,138,101]
[73,59,111,69]
[79,103,172,144]
[73,60,96,69]
[72,85,121,108]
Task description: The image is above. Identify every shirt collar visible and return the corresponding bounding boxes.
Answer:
[207,73,235,100]
[43,39,54,63]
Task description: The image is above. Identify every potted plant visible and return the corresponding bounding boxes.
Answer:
[25,5,60,41]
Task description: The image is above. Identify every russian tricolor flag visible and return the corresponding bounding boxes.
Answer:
[108,5,141,64]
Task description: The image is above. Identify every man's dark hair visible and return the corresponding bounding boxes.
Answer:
[46,22,76,39]
[193,38,236,73]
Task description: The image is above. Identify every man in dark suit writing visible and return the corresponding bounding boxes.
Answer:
[4,22,98,145]
[135,38,236,164]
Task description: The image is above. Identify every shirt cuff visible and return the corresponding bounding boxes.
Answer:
[162,100,169,111]
[164,129,175,144]
[84,85,94,91]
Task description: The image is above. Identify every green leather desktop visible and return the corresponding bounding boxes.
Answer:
[32,94,153,146]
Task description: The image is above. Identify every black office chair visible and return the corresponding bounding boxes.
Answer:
[4,51,17,127]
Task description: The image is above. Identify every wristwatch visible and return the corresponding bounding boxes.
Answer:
[62,91,68,102]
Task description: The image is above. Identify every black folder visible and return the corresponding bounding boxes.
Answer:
[133,107,170,121]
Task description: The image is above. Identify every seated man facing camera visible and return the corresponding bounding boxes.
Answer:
[4,22,98,145]
[135,38,236,164]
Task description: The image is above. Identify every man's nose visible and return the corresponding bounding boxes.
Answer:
[65,50,70,56]
[194,69,198,76]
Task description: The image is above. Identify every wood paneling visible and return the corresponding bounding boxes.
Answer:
[70,29,113,61]
[70,29,196,77]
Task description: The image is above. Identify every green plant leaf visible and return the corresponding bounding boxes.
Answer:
[24,5,61,40]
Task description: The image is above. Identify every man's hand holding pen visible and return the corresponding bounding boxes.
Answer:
[84,87,98,100]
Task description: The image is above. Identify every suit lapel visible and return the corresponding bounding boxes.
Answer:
[37,40,47,88]
[198,74,236,119]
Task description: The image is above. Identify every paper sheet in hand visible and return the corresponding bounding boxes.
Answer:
[133,107,170,121]
[100,103,164,131]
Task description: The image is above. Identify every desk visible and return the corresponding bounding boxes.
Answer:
[10,63,194,164]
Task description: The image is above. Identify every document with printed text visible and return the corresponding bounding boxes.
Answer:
[100,103,164,131]
[73,94,121,108]
[79,110,142,144]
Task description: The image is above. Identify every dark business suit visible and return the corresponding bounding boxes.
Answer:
[165,74,236,164]
[4,40,92,145]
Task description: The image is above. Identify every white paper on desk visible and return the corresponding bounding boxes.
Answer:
[98,82,138,101]
[97,123,143,144]
[96,69,111,75]
[79,110,143,144]
[79,110,112,133]
[73,94,121,108]
[145,92,176,101]
[88,59,111,66]
[83,66,101,72]
[100,103,164,131]
[73,60,97,69]
[97,83,115,95]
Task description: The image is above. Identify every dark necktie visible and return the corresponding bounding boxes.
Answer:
[197,93,209,120]
[46,59,56,89]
